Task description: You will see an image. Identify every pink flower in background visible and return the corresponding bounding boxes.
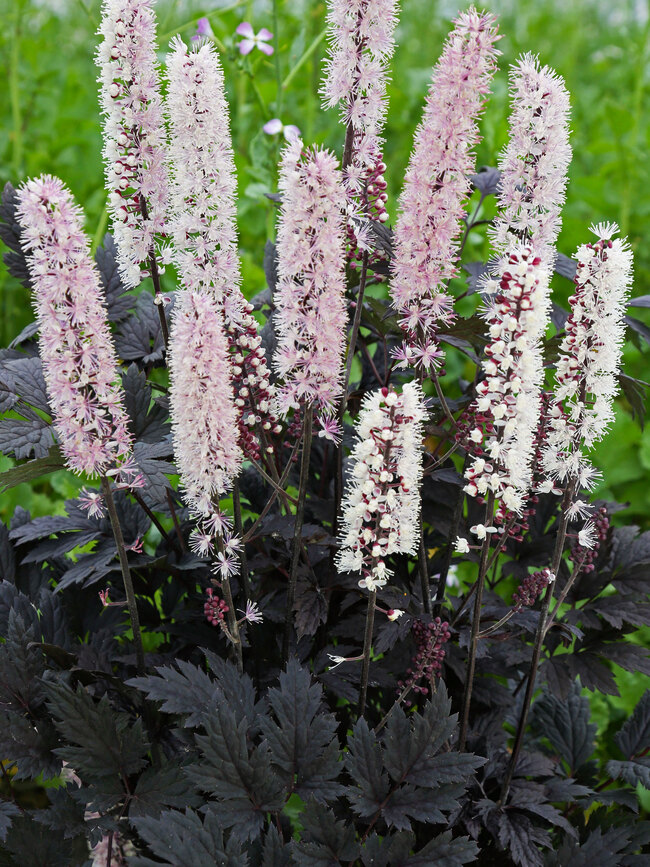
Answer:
[191,16,214,41]
[236,22,274,55]
[16,175,133,478]
[389,9,500,373]
[273,139,348,415]
[96,0,169,288]
[263,118,301,142]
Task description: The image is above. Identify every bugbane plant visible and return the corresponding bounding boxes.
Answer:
[273,139,347,417]
[337,382,426,590]
[15,175,133,477]
[389,8,500,371]
[96,0,169,289]
[1,3,649,865]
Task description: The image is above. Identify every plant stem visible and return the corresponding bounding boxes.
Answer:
[272,0,283,114]
[220,569,243,675]
[232,481,250,601]
[418,525,431,614]
[342,121,355,171]
[166,489,186,552]
[458,492,495,751]
[499,482,575,803]
[435,456,468,608]
[544,553,587,637]
[138,194,169,347]
[358,589,377,717]
[101,477,145,675]
[282,406,313,661]
[282,29,327,89]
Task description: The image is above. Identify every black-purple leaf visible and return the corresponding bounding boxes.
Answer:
[260,659,342,801]
[128,660,222,727]
[291,800,361,866]
[95,233,132,322]
[606,757,650,789]
[129,760,201,818]
[530,683,595,774]
[0,416,55,460]
[470,167,501,196]
[404,830,480,866]
[346,719,390,819]
[554,252,577,281]
[616,690,650,758]
[132,809,248,867]
[0,799,20,842]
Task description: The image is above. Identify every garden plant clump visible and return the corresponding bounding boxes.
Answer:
[1,0,650,864]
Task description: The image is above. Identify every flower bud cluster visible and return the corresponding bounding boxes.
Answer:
[512,568,553,611]
[389,9,500,373]
[321,0,399,193]
[337,382,427,590]
[346,152,390,279]
[204,587,229,627]
[16,175,134,477]
[570,506,609,574]
[460,246,550,514]
[274,140,347,416]
[490,53,571,268]
[397,617,451,705]
[543,224,632,486]
[96,0,169,288]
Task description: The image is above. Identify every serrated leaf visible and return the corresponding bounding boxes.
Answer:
[607,757,650,789]
[406,830,479,866]
[122,364,170,443]
[189,702,285,841]
[470,166,501,196]
[291,800,361,866]
[44,681,149,780]
[127,660,222,727]
[616,691,650,758]
[0,801,19,842]
[0,712,60,781]
[261,825,292,867]
[260,659,342,801]
[0,416,54,460]
[554,252,577,281]
[530,683,595,774]
[129,760,201,818]
[132,809,249,867]
[2,813,75,867]
[0,446,65,493]
[115,292,165,364]
[346,719,390,819]
[95,233,132,322]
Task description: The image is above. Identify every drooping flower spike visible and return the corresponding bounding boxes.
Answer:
[460,245,551,514]
[337,382,427,591]
[543,223,633,488]
[167,289,243,520]
[96,0,169,288]
[389,8,500,373]
[166,36,279,459]
[273,139,348,417]
[16,175,133,478]
[491,53,572,268]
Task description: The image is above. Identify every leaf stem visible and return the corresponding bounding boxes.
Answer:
[458,491,495,750]
[499,481,575,803]
[282,405,313,660]
[358,589,377,717]
[101,477,145,675]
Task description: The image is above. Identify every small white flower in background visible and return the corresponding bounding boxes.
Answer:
[78,489,106,519]
[386,609,404,621]
[189,530,215,557]
[263,118,301,142]
[454,537,470,554]
[469,524,497,541]
[236,22,274,56]
[327,654,348,669]
[567,499,592,521]
[191,17,214,42]
[215,550,239,579]
[578,522,597,550]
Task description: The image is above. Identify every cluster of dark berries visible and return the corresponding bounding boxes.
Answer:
[204,588,229,627]
[397,617,451,706]
[512,568,553,611]
[571,507,609,573]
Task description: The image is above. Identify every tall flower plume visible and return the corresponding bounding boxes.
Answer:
[168,290,243,521]
[165,36,279,458]
[337,382,427,590]
[543,224,632,487]
[273,139,347,416]
[389,9,500,372]
[16,175,133,477]
[97,0,169,288]
[321,0,399,191]
[460,246,551,514]
[490,53,571,267]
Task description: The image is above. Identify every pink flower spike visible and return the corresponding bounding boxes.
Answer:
[236,22,274,55]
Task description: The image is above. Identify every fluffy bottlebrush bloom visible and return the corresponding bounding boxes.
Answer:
[543,224,632,487]
[96,0,169,288]
[16,175,133,477]
[490,53,571,267]
[321,0,399,191]
[168,290,243,518]
[273,139,347,416]
[166,37,279,457]
[389,9,500,372]
[337,383,427,590]
[460,246,551,514]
